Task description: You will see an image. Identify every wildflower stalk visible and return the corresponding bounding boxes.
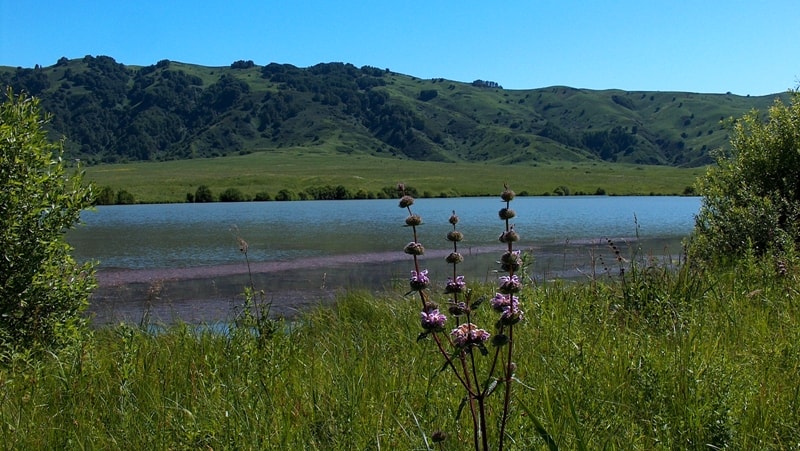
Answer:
[399,183,525,450]
[497,184,518,449]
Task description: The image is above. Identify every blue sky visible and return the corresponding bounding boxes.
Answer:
[1,1,797,95]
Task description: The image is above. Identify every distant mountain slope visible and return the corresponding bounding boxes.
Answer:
[0,55,787,166]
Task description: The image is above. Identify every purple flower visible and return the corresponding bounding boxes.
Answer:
[499,304,524,325]
[451,323,490,348]
[409,269,430,291]
[490,293,519,312]
[445,275,466,294]
[421,309,447,331]
[498,275,521,293]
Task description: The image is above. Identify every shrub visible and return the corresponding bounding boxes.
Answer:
[691,90,800,261]
[0,89,96,352]
[194,185,214,202]
[219,187,246,202]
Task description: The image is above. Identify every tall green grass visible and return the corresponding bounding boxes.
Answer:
[2,253,799,449]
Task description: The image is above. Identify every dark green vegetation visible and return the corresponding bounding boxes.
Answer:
[0,90,95,352]
[1,55,788,167]
[693,91,800,261]
[1,258,799,449]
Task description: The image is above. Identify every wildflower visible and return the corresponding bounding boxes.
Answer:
[404,241,425,255]
[498,275,521,293]
[409,269,430,291]
[451,323,490,348]
[490,293,519,312]
[421,309,447,331]
[445,275,466,294]
[499,304,524,326]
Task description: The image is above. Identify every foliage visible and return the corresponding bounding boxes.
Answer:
[194,184,214,202]
[0,89,95,352]
[0,56,787,166]
[219,187,247,202]
[692,90,800,260]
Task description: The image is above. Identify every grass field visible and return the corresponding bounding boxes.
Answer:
[2,253,799,449]
[84,151,705,203]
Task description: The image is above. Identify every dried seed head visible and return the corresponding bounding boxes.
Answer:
[446,230,464,242]
[399,195,415,208]
[445,252,464,264]
[448,210,459,225]
[501,185,515,202]
[500,250,522,272]
[404,241,425,255]
[498,207,516,220]
[499,229,519,243]
[405,214,422,226]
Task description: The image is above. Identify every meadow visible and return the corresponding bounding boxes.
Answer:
[84,150,704,203]
[2,250,798,449]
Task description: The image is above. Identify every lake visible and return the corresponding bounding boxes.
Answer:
[67,196,701,324]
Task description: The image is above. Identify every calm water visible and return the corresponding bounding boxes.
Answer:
[68,196,701,324]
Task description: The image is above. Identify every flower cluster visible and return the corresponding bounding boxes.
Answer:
[409,269,430,291]
[421,309,447,331]
[450,323,491,348]
[445,275,466,294]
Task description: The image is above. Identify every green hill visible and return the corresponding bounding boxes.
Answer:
[1,55,788,167]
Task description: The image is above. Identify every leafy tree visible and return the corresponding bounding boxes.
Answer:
[115,189,136,205]
[0,89,95,351]
[253,191,271,201]
[691,90,800,261]
[194,185,214,202]
[95,186,117,205]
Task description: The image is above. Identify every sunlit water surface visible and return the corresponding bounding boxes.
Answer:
[67,196,701,324]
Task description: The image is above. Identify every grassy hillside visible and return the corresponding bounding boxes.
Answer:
[1,56,788,168]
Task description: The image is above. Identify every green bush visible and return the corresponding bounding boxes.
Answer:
[219,187,246,202]
[194,185,214,202]
[0,89,96,352]
[692,90,800,261]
